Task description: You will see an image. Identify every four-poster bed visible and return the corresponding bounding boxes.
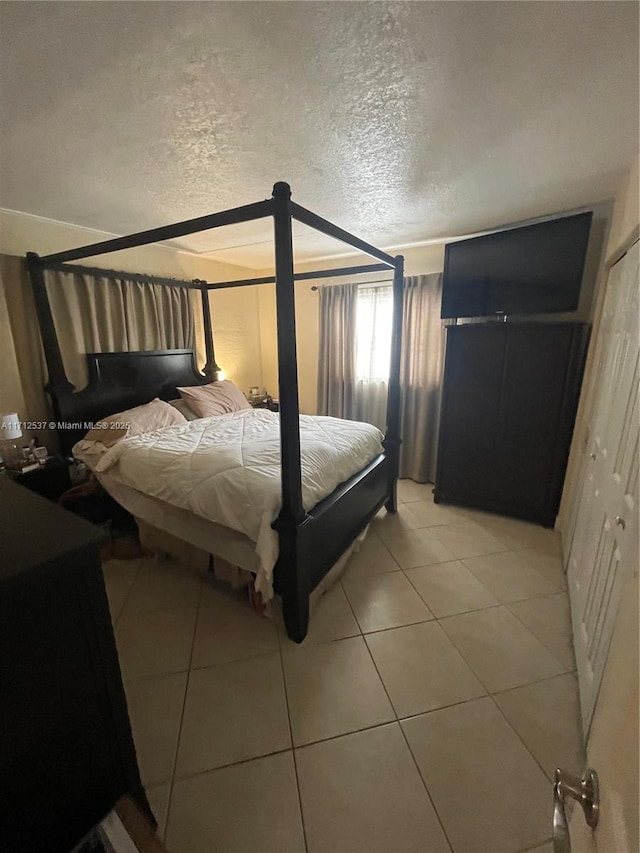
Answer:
[26,182,405,642]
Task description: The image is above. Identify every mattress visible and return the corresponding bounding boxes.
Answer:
[96,469,261,572]
[75,408,383,598]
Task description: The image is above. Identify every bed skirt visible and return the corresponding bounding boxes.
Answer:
[135,516,365,624]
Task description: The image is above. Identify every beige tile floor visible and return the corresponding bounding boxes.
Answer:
[103,481,585,853]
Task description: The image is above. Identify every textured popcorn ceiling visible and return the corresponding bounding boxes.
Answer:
[1,1,638,268]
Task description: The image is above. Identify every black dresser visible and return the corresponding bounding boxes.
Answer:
[0,478,151,853]
[434,321,589,527]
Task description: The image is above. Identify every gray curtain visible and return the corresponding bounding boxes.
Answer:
[44,268,195,389]
[317,272,445,483]
[398,273,445,483]
[317,282,358,418]
[317,282,392,429]
[318,273,444,483]
[0,255,53,446]
[353,379,388,430]
[0,255,196,449]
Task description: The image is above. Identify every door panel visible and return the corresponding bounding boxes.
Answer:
[567,240,639,732]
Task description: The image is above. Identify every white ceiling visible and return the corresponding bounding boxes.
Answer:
[1,2,638,269]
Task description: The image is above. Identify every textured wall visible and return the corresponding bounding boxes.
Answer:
[606,155,640,262]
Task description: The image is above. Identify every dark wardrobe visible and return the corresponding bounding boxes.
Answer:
[434,321,589,527]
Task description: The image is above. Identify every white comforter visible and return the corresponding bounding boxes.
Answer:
[92,409,383,598]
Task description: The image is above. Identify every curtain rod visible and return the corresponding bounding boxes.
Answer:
[204,262,390,290]
[35,259,200,290]
[310,278,394,291]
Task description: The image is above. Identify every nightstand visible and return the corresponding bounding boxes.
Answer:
[250,399,279,412]
[4,455,72,502]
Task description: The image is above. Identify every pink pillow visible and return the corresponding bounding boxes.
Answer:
[177,380,251,418]
[84,398,186,446]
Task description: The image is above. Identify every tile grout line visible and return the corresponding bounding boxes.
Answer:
[365,583,559,851]
[358,623,457,853]
[117,515,566,846]
[485,609,584,786]
[395,720,458,853]
[423,585,579,793]
[158,598,576,841]
[436,601,572,678]
[384,515,562,559]
[338,573,364,638]
[277,628,309,853]
[110,558,144,629]
[506,599,576,672]
[459,558,566,602]
[172,745,293,782]
[375,531,403,570]
[339,573,370,635]
[434,604,576,696]
[489,688,562,790]
[161,576,205,843]
[168,662,580,787]
[279,571,573,683]
[400,562,499,616]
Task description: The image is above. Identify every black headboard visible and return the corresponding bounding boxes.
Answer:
[54,349,209,454]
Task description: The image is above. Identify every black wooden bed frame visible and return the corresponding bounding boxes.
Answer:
[26,182,404,642]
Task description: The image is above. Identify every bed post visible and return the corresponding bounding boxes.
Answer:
[271,181,308,643]
[198,282,221,380]
[26,252,75,422]
[384,255,405,512]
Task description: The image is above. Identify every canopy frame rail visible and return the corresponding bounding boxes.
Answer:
[26,181,405,643]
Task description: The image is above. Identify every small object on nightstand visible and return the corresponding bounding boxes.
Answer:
[23,437,48,466]
[33,445,49,463]
[19,462,40,474]
[248,390,279,412]
[247,386,266,406]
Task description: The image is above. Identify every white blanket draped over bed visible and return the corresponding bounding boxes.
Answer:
[90,409,383,598]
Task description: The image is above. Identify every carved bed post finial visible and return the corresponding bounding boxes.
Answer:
[197,281,221,380]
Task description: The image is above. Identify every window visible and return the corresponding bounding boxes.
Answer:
[355,285,393,382]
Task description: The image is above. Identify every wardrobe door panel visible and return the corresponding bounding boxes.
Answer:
[438,326,505,500]
[498,326,573,512]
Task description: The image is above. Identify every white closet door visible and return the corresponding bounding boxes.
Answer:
[567,239,639,732]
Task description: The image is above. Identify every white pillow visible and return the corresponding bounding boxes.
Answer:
[83,398,187,447]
